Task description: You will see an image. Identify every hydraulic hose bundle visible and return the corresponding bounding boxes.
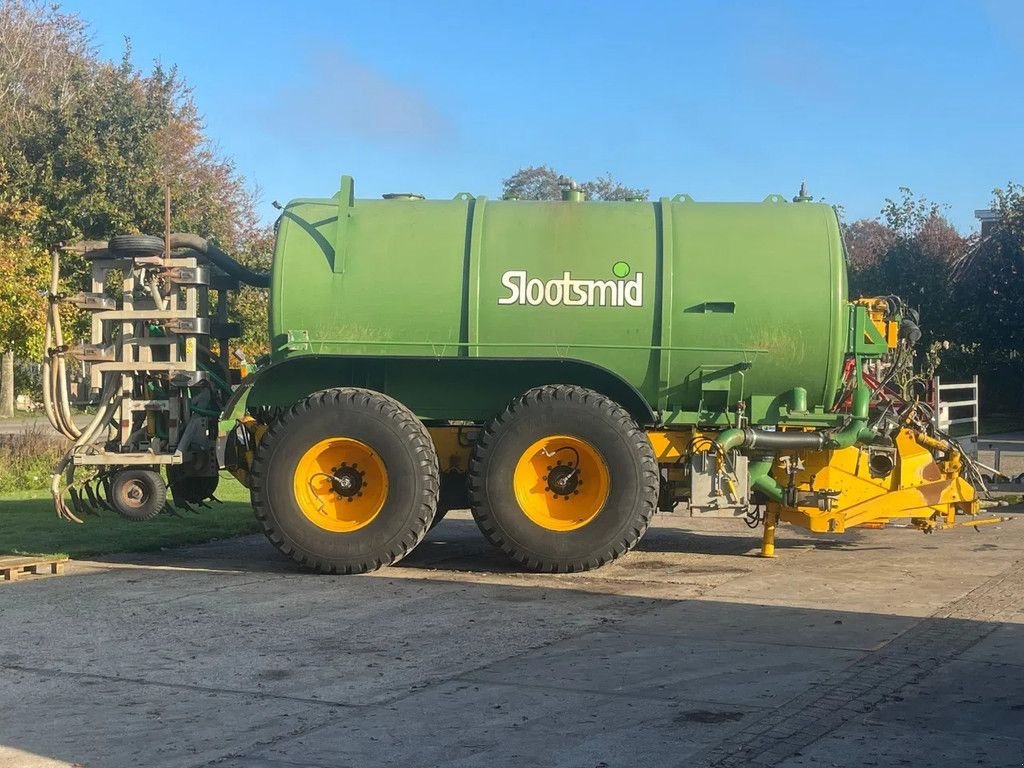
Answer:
[42,249,82,442]
[706,298,987,538]
[43,244,125,521]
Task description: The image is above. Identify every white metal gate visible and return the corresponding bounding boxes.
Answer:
[932,375,979,458]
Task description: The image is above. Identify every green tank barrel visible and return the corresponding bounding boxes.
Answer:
[262,176,848,426]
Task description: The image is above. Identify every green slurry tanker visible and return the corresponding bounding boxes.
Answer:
[46,176,987,573]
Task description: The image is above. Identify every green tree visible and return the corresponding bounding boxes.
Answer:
[502,165,648,201]
[0,1,267,414]
[0,194,49,415]
[226,226,274,361]
[0,1,88,415]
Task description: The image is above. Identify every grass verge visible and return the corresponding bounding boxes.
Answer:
[0,474,260,559]
[0,427,66,494]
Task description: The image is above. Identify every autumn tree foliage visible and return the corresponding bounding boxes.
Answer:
[844,186,1024,413]
[947,184,1024,410]
[842,218,898,272]
[846,190,967,358]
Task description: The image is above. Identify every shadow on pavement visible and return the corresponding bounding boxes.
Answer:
[0,546,1020,768]
[70,516,893,577]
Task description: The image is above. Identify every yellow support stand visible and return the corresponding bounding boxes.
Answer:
[760,509,779,558]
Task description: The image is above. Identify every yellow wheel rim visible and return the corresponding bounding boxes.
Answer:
[513,435,610,531]
[292,437,388,532]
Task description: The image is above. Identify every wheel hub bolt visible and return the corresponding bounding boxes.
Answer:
[330,463,365,499]
[545,464,581,498]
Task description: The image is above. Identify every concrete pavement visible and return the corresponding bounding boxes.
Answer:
[0,510,1022,767]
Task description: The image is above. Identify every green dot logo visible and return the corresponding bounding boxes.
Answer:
[612,261,630,279]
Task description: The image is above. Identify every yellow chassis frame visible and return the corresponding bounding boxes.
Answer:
[232,422,982,560]
[428,425,981,558]
[758,428,979,555]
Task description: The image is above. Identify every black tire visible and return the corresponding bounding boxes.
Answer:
[108,234,165,256]
[430,472,469,529]
[468,385,658,572]
[250,388,439,574]
[110,468,167,522]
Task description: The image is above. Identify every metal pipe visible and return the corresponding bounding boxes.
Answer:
[717,427,826,453]
[54,340,78,438]
[49,279,78,436]
[791,386,808,413]
[48,351,73,438]
[41,296,62,437]
[147,275,168,311]
[65,378,118,456]
[716,367,876,457]
[42,251,65,437]
[915,431,955,456]
[826,369,875,449]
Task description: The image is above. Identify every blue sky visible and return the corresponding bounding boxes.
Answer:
[63,0,1023,232]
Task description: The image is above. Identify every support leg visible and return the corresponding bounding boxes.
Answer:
[760,509,779,558]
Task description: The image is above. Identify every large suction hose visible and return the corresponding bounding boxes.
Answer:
[42,249,81,440]
[169,234,270,288]
[716,428,827,453]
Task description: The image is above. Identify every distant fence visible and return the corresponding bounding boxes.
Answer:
[976,439,1024,483]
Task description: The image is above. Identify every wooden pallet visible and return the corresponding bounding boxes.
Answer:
[0,556,67,582]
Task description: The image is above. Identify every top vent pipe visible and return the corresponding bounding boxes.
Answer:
[382,193,425,201]
[560,178,584,202]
